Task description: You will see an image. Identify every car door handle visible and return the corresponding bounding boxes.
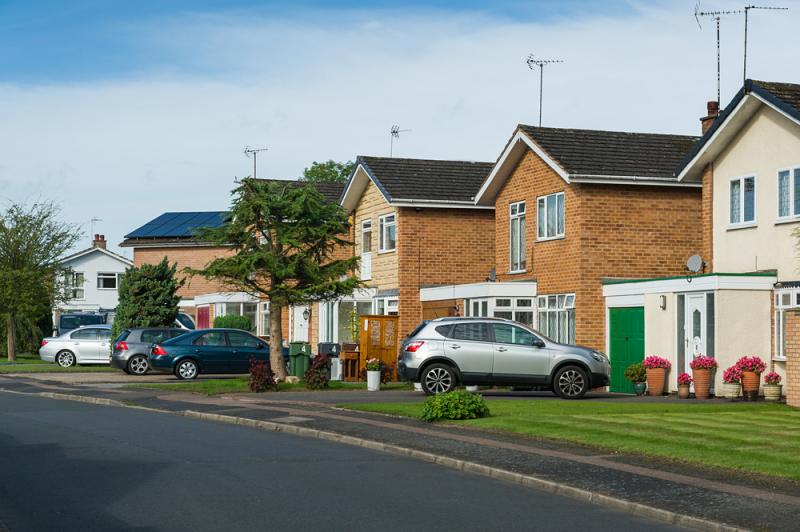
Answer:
[449,344,461,349]
[497,347,508,352]
[231,350,239,355]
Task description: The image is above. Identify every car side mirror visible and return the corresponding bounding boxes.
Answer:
[257,343,266,349]
[531,338,545,348]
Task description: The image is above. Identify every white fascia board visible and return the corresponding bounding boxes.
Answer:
[391,201,495,210]
[61,247,133,266]
[570,176,702,188]
[178,299,195,308]
[420,281,537,302]
[475,130,569,205]
[194,291,260,306]
[750,92,800,129]
[605,294,645,308]
[602,274,777,298]
[340,164,391,213]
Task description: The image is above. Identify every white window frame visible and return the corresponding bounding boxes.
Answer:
[68,271,85,300]
[96,272,119,290]
[537,293,576,344]
[537,192,565,241]
[508,201,526,273]
[257,301,271,337]
[373,296,398,316]
[361,219,372,253]
[774,287,800,360]
[776,167,800,222]
[729,175,757,228]
[378,214,396,253]
[466,297,535,327]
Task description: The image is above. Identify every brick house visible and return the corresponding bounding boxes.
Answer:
[604,80,800,399]
[422,124,703,392]
[322,156,496,345]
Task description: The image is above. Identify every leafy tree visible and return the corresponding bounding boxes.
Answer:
[301,160,355,184]
[189,178,360,380]
[111,258,184,339]
[0,202,80,361]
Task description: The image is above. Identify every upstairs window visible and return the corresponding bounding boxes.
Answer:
[537,192,565,240]
[778,168,800,220]
[509,201,526,272]
[361,220,372,253]
[67,272,85,300]
[97,272,118,290]
[730,176,755,226]
[378,214,396,252]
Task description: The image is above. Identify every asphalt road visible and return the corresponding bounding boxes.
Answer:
[0,393,682,532]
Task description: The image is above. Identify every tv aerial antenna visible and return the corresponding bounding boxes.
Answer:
[694,4,744,105]
[685,254,706,283]
[90,217,102,240]
[390,125,411,158]
[243,146,268,179]
[742,5,788,82]
[526,54,563,127]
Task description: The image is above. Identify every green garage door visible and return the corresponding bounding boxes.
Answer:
[609,307,644,394]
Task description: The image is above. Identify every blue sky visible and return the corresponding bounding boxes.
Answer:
[1,0,798,254]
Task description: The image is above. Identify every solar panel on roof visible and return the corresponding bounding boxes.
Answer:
[124,211,228,239]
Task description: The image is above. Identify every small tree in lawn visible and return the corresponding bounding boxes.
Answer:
[189,178,360,380]
[0,202,81,361]
[111,258,184,339]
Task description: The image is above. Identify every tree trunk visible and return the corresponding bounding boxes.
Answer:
[7,314,16,363]
[269,303,286,380]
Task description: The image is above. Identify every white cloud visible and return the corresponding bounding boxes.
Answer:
[1,0,799,254]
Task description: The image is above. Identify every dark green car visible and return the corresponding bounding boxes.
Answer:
[148,328,270,380]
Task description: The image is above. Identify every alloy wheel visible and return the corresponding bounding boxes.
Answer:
[128,356,149,375]
[424,367,452,394]
[56,351,75,368]
[557,369,585,397]
[178,361,198,380]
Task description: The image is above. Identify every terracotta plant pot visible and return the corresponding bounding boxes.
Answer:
[764,384,782,401]
[645,368,666,396]
[692,368,712,400]
[677,384,690,399]
[721,382,741,400]
[741,371,760,401]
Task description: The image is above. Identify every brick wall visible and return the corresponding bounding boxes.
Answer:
[397,207,495,338]
[133,246,235,299]
[493,148,702,351]
[354,181,398,290]
[701,163,714,271]
[786,310,800,407]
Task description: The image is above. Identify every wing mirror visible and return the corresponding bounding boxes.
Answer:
[531,338,545,348]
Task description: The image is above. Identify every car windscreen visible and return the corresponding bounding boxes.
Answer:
[176,313,196,329]
[60,314,105,329]
[114,330,131,343]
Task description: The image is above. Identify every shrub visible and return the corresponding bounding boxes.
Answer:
[249,357,277,392]
[736,356,766,374]
[764,371,782,385]
[623,363,646,383]
[420,391,490,422]
[677,372,693,386]
[689,356,718,370]
[305,355,330,390]
[642,355,671,370]
[214,314,253,331]
[722,365,742,384]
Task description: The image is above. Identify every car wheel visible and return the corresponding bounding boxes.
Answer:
[554,365,589,399]
[421,363,457,395]
[175,359,199,380]
[127,355,149,376]
[56,350,76,368]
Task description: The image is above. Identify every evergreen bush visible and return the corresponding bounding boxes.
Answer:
[213,314,253,331]
[420,391,490,422]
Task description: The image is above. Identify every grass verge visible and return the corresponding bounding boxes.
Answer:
[341,399,800,481]
[0,352,115,373]
[127,378,412,395]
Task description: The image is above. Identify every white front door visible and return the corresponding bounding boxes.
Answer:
[292,305,310,342]
[684,293,707,372]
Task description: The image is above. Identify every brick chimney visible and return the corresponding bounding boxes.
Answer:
[700,100,719,134]
[92,234,107,249]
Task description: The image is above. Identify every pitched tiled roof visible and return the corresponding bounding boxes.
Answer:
[356,156,494,202]
[519,125,699,179]
[752,80,800,116]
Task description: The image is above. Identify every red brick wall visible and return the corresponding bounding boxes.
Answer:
[133,246,235,299]
[396,207,495,339]
[786,310,800,407]
[701,163,714,271]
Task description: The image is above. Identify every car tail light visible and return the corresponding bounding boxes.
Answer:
[152,345,168,356]
[405,341,425,352]
[115,341,129,351]
[41,340,47,347]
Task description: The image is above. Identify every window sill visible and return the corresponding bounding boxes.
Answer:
[536,235,565,242]
[773,356,787,362]
[97,288,117,291]
[775,217,800,226]
[726,223,757,231]
[508,269,527,275]
[377,249,396,255]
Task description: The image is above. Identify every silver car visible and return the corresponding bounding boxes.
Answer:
[39,325,113,368]
[398,317,611,399]
[111,327,187,375]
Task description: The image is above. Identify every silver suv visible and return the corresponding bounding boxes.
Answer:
[398,317,610,399]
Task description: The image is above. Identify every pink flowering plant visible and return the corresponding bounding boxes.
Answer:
[642,355,671,370]
[365,358,382,371]
[722,365,742,384]
[677,372,693,386]
[689,356,718,370]
[735,356,766,374]
[764,372,782,385]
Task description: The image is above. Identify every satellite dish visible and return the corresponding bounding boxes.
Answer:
[686,255,705,273]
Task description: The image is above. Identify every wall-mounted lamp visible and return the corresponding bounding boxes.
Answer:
[659,295,667,310]
[302,308,310,321]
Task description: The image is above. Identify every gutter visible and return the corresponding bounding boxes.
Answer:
[569,174,702,187]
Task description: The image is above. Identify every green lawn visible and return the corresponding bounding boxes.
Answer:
[341,400,800,481]
[127,377,413,395]
[0,353,116,373]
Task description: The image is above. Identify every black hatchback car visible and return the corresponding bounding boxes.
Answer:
[149,328,270,380]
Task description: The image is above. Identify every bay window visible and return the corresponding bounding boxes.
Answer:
[509,201,526,272]
[537,294,575,344]
[775,288,800,359]
[537,192,565,240]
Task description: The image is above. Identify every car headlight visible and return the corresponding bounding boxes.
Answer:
[590,351,607,363]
